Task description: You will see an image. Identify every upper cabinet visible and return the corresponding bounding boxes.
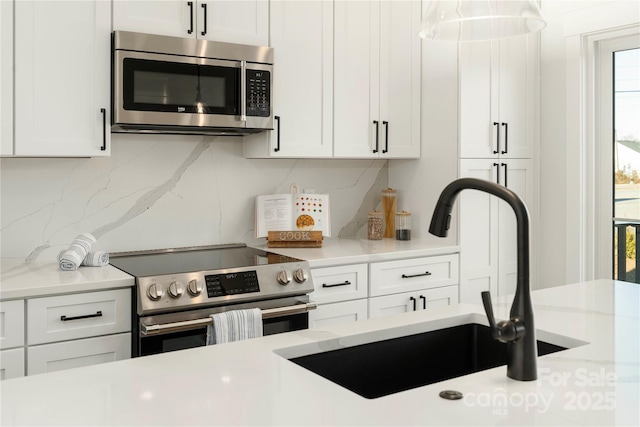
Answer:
[13,0,111,157]
[333,0,421,159]
[0,0,13,156]
[244,1,334,158]
[112,0,269,46]
[244,0,422,159]
[459,34,539,159]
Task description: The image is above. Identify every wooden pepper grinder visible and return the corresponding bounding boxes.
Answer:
[381,188,397,238]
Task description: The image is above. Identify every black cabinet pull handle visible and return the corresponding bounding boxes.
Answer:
[382,121,389,153]
[322,280,351,288]
[401,271,432,279]
[501,163,508,187]
[493,162,500,185]
[501,122,508,154]
[100,108,106,151]
[493,122,500,154]
[187,2,194,34]
[201,3,207,36]
[420,295,427,310]
[61,311,103,322]
[409,296,417,311]
[373,120,379,153]
[274,115,281,152]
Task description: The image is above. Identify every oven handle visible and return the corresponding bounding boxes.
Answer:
[140,302,317,336]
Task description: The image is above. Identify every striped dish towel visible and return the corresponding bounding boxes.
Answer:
[206,308,263,345]
[57,250,109,267]
[58,233,96,271]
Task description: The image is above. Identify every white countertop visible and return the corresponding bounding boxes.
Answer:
[1,279,638,426]
[252,237,461,267]
[0,260,135,300]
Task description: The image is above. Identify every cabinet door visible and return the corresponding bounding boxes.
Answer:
[0,300,25,350]
[309,299,368,328]
[459,40,497,159]
[113,1,190,37]
[497,159,534,296]
[14,0,110,157]
[497,34,538,159]
[27,333,131,376]
[421,285,459,310]
[378,0,421,159]
[333,0,378,158]
[0,348,25,380]
[311,264,368,304]
[243,1,333,158]
[0,0,13,156]
[368,291,414,318]
[201,0,268,45]
[27,289,131,345]
[458,159,500,303]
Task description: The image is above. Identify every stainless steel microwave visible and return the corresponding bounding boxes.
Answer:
[112,31,273,135]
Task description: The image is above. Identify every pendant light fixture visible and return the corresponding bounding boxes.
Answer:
[419,0,547,42]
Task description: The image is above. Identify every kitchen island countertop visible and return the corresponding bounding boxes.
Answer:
[1,279,638,426]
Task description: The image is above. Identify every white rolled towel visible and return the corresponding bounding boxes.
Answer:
[58,233,97,271]
[58,250,109,268]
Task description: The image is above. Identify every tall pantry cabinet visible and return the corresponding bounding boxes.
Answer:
[457,34,539,303]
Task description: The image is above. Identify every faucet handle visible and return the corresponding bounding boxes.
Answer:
[481,291,525,343]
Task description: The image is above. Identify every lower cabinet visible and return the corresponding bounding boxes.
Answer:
[27,334,131,376]
[310,299,368,328]
[0,348,25,380]
[368,285,459,319]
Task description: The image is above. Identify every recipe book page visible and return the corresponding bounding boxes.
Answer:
[255,193,330,238]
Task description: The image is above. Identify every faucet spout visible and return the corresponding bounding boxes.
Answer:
[429,178,537,381]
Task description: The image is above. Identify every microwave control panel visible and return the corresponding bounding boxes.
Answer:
[246,69,271,117]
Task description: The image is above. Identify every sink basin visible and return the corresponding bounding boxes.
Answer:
[280,322,576,399]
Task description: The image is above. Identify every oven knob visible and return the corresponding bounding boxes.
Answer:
[168,281,185,298]
[187,279,204,296]
[147,283,164,301]
[277,270,292,286]
[293,268,309,283]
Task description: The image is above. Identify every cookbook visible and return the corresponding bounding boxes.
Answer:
[255,193,331,238]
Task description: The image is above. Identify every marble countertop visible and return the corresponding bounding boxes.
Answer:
[252,237,461,267]
[1,279,638,426]
[0,260,135,300]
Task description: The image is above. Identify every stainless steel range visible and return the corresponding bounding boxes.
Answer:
[110,244,315,356]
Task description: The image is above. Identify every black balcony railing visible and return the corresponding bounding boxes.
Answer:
[614,221,640,283]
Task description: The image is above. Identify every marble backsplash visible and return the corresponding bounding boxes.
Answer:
[0,133,388,261]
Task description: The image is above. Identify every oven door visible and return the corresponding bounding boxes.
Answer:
[137,298,315,357]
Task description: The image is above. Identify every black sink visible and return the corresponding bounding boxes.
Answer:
[288,323,567,399]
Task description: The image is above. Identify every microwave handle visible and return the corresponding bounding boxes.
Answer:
[240,61,247,122]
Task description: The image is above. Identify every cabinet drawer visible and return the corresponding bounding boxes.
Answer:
[309,299,368,328]
[27,289,131,345]
[0,300,25,349]
[27,333,131,376]
[369,254,459,297]
[311,264,368,304]
[0,348,25,380]
[368,285,459,319]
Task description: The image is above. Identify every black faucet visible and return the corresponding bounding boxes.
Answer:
[429,178,537,381]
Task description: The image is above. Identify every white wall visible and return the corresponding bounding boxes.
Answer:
[0,135,388,261]
[389,40,459,246]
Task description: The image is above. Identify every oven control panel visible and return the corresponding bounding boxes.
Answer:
[135,263,313,315]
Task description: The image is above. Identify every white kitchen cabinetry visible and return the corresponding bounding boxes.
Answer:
[368,255,459,319]
[333,0,421,159]
[309,263,369,328]
[26,289,131,376]
[458,159,534,303]
[459,35,539,160]
[13,0,111,157]
[0,0,13,156]
[368,285,458,318]
[0,300,25,380]
[112,0,268,46]
[244,0,421,160]
[243,1,333,158]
